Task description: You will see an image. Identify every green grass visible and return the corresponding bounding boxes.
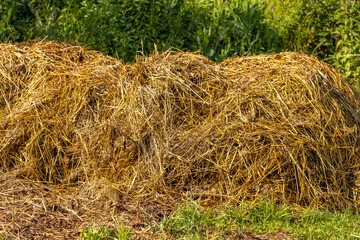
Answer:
[79,216,132,240]
[79,201,360,239]
[79,226,132,240]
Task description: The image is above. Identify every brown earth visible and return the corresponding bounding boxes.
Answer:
[0,174,292,239]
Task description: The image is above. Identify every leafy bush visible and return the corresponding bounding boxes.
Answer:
[51,0,282,61]
[0,0,35,41]
[0,0,359,88]
[188,0,282,61]
[331,0,360,89]
[265,0,360,90]
[0,0,70,41]
[51,0,188,61]
[0,0,282,62]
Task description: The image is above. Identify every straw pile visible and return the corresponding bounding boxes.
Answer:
[1,40,360,208]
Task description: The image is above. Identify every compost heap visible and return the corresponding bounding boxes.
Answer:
[1,40,360,209]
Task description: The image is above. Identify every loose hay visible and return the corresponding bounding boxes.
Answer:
[1,40,360,209]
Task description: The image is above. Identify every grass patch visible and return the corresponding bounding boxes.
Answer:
[79,226,132,240]
[80,201,360,239]
[79,216,132,240]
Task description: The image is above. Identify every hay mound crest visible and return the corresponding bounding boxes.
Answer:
[1,40,360,208]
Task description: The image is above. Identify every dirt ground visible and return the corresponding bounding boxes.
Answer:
[0,172,291,239]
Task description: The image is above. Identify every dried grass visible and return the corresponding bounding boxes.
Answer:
[1,40,360,209]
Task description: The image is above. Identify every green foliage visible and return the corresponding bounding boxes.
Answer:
[289,0,340,56]
[0,0,33,41]
[0,0,68,41]
[191,0,282,61]
[331,0,360,89]
[156,202,216,239]
[292,208,360,240]
[154,201,360,239]
[52,0,189,61]
[265,0,360,90]
[0,0,359,87]
[157,201,295,239]
[79,222,132,240]
[50,0,282,61]
[0,0,282,62]
[79,217,132,239]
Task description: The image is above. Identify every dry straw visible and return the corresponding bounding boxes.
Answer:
[1,40,360,209]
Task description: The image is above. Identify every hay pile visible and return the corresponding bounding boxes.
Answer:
[1,40,360,208]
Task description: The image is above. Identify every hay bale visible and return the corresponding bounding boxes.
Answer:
[1,40,360,208]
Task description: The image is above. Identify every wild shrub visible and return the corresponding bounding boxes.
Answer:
[266,0,360,90]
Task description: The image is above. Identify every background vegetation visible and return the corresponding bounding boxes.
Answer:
[79,201,360,239]
[1,0,359,89]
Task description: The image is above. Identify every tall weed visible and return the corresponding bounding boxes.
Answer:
[191,0,282,61]
[264,0,360,90]
[0,0,359,88]
[0,0,282,62]
[331,0,360,89]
